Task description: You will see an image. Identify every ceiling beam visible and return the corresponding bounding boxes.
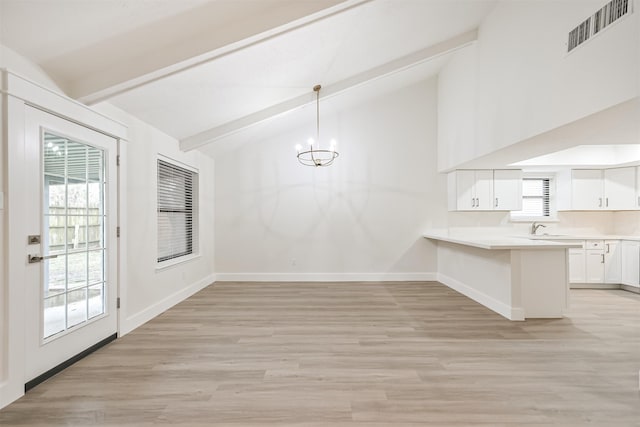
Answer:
[74,0,373,105]
[180,29,478,152]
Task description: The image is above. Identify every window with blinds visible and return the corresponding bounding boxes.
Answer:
[157,159,198,263]
[511,178,551,218]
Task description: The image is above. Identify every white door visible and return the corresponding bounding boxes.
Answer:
[569,248,586,283]
[604,240,621,284]
[493,170,522,211]
[24,107,118,382]
[636,166,640,209]
[585,250,605,283]
[621,241,640,287]
[474,170,494,210]
[571,169,603,210]
[455,170,476,210]
[604,167,635,210]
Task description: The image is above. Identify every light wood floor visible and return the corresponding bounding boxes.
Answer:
[1,282,639,426]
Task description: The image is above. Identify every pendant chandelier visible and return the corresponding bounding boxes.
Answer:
[295,84,339,167]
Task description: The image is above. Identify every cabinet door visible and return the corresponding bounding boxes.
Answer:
[455,170,476,210]
[604,167,636,210]
[493,170,522,211]
[572,170,603,210]
[621,241,640,287]
[569,248,586,283]
[604,241,621,284]
[585,250,605,283]
[636,166,640,208]
[474,170,494,210]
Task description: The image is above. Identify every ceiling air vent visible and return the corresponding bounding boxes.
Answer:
[567,0,631,52]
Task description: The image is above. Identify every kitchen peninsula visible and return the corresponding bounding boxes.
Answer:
[424,231,582,321]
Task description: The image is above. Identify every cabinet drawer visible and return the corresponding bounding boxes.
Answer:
[585,240,605,249]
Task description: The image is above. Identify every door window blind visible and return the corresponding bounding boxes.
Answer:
[157,159,197,263]
[511,178,550,218]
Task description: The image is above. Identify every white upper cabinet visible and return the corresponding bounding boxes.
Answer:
[474,170,494,210]
[562,167,638,211]
[604,167,636,210]
[571,169,604,210]
[493,170,522,211]
[449,170,475,211]
[448,170,494,211]
[448,170,521,211]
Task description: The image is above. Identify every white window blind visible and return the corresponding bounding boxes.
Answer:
[511,178,550,218]
[157,159,197,263]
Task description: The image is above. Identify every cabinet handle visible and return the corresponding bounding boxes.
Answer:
[598,198,602,207]
[605,197,609,207]
[471,198,475,208]
[606,244,610,253]
[601,254,605,264]
[495,197,498,208]
[476,198,480,208]
[637,196,640,207]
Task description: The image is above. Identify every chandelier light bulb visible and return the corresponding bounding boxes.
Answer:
[307,138,314,146]
[295,144,302,152]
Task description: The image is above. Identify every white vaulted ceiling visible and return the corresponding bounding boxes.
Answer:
[0,0,497,150]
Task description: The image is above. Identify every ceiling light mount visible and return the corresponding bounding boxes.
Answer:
[296,84,339,167]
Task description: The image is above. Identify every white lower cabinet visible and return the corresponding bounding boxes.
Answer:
[569,239,624,285]
[585,249,605,283]
[621,241,640,288]
[604,240,621,283]
[569,247,586,283]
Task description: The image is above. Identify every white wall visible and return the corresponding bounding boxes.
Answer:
[439,0,640,170]
[94,103,216,334]
[437,43,477,171]
[214,78,446,281]
[612,211,640,235]
[0,45,64,93]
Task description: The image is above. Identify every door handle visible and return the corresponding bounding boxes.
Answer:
[28,254,58,264]
[601,254,605,264]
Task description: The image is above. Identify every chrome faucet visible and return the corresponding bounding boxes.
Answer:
[530,221,547,235]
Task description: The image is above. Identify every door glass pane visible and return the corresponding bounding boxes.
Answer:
[43,132,107,339]
[44,295,65,338]
[88,284,105,319]
[66,288,87,329]
[88,250,105,284]
[67,252,88,290]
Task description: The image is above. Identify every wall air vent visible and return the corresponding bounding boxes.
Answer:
[567,0,631,52]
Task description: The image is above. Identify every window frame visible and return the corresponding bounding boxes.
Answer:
[510,173,558,223]
[156,155,200,269]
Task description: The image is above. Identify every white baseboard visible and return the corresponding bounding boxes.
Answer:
[570,283,621,289]
[437,273,524,321]
[120,273,216,336]
[214,272,437,282]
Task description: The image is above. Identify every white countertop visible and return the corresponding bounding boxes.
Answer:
[423,231,583,250]
[526,234,640,241]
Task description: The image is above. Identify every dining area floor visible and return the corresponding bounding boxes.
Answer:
[1,281,639,426]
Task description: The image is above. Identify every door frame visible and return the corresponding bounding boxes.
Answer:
[0,70,128,409]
